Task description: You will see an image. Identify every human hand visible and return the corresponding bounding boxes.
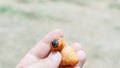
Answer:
[16,29,87,68]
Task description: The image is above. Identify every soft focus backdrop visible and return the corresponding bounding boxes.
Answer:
[0,0,120,68]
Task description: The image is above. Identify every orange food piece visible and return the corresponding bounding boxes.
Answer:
[50,38,79,66]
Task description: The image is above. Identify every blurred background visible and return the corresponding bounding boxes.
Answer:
[0,0,120,68]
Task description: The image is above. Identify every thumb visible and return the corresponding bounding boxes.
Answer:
[44,52,62,68]
[31,52,62,68]
[25,52,62,68]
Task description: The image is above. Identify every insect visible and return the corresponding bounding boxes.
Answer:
[50,38,79,66]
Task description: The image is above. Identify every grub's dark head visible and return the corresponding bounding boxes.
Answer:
[51,39,59,48]
[50,38,66,51]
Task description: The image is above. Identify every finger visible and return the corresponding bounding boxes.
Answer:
[30,29,63,58]
[71,43,87,67]
[64,66,80,68]
[71,43,83,51]
[76,50,87,67]
[44,52,62,68]
[41,29,63,44]
[25,52,62,68]
[16,29,63,68]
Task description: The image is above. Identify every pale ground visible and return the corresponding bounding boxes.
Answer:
[0,0,120,68]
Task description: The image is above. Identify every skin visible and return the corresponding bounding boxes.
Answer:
[16,29,87,68]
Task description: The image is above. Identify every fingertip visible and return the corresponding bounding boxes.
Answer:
[50,52,62,61]
[53,29,64,38]
[71,42,83,51]
[42,29,64,44]
[74,67,81,68]
[46,52,62,68]
[77,50,87,67]
[54,29,63,33]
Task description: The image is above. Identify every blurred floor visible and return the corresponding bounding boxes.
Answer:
[0,0,120,68]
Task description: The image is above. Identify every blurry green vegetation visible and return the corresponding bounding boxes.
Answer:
[51,0,87,5]
[0,6,64,21]
[16,0,87,5]
[17,0,29,3]
[0,6,12,13]
[109,2,120,9]
[0,6,40,19]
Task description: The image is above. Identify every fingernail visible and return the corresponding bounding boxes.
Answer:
[51,52,62,61]
[74,67,81,68]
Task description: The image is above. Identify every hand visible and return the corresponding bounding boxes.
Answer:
[16,29,87,68]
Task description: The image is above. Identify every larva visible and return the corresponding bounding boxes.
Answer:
[50,38,79,66]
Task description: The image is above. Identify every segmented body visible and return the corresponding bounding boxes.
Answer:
[50,38,79,66]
